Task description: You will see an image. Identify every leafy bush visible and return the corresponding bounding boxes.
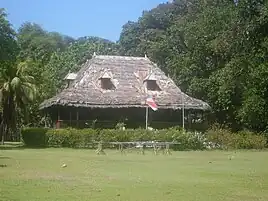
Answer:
[236,131,267,149]
[21,127,206,150]
[66,128,203,150]
[22,126,266,150]
[206,128,267,149]
[46,128,98,148]
[21,127,49,147]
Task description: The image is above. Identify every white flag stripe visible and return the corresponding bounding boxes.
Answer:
[146,97,158,111]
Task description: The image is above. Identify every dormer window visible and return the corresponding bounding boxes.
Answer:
[99,72,115,90]
[144,73,161,91]
[101,78,115,90]
[64,72,77,88]
[146,80,160,91]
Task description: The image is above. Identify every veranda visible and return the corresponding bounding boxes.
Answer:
[44,106,209,131]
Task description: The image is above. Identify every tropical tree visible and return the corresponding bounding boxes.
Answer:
[0,8,18,71]
[44,36,119,96]
[0,60,37,144]
[118,0,268,131]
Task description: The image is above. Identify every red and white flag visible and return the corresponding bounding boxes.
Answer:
[146,96,158,111]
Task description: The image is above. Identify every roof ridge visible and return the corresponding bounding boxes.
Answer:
[95,55,149,59]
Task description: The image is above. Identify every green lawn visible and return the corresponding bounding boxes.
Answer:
[1,148,268,201]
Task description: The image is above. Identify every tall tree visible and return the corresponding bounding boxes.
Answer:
[0,8,18,76]
[0,60,36,143]
[0,8,20,141]
[17,22,74,65]
[45,36,119,96]
[15,23,75,126]
[118,0,268,131]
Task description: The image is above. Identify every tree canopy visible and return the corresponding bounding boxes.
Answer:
[0,8,18,76]
[119,0,268,132]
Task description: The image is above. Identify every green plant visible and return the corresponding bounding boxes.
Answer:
[206,128,267,150]
[46,128,98,148]
[21,127,48,147]
[115,122,126,130]
[20,127,253,150]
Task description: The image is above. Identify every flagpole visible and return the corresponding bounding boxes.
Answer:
[145,106,149,130]
[182,101,185,130]
[182,96,185,130]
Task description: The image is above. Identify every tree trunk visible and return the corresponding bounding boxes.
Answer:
[1,133,4,145]
[0,121,4,145]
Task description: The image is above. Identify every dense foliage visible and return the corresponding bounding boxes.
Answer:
[0,9,18,71]
[1,0,268,140]
[21,127,266,150]
[45,36,119,95]
[206,126,267,149]
[21,127,48,147]
[119,0,268,132]
[0,10,37,143]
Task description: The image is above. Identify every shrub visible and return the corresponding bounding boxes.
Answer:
[95,127,206,150]
[129,129,154,141]
[206,128,267,149]
[21,127,49,147]
[206,127,232,149]
[46,128,98,148]
[236,131,267,149]
[171,130,207,150]
[20,127,215,150]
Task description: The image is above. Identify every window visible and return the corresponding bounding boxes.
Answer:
[64,72,77,88]
[101,78,115,90]
[99,71,115,90]
[146,80,161,91]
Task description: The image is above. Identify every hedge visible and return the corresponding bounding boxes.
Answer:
[206,128,267,150]
[21,127,207,150]
[21,127,267,150]
[21,127,49,147]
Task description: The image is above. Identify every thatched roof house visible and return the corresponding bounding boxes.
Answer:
[40,54,210,129]
[40,55,209,110]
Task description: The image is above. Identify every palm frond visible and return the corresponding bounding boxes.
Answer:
[21,83,37,102]
[1,59,37,133]
[11,77,21,91]
[16,61,27,76]
[16,59,34,77]
[20,75,35,84]
[2,82,10,93]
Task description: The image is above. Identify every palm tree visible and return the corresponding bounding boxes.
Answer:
[0,60,36,144]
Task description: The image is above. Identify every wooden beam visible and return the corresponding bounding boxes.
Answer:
[188,109,192,129]
[56,109,61,129]
[69,110,72,127]
[76,109,79,128]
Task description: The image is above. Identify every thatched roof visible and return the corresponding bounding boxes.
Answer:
[40,55,210,110]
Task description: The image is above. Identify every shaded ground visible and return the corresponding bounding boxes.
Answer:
[0,148,268,201]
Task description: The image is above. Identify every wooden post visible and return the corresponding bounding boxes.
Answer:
[44,113,47,128]
[145,106,149,130]
[56,109,61,129]
[0,121,4,145]
[76,109,79,128]
[69,111,72,127]
[188,110,192,130]
[182,96,185,130]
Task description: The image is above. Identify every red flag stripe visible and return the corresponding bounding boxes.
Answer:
[146,97,158,111]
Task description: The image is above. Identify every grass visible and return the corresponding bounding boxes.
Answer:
[1,147,268,201]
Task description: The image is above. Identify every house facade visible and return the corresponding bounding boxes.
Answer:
[40,54,210,129]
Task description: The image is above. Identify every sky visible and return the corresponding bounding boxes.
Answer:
[2,0,168,42]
